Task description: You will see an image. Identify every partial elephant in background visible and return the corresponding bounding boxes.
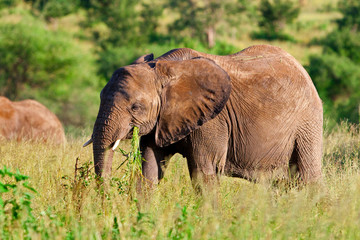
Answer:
[84,45,323,189]
[0,96,66,144]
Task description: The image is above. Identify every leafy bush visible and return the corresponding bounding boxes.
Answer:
[0,12,101,128]
[252,0,300,41]
[84,0,142,48]
[0,167,37,239]
[0,0,20,9]
[97,46,144,81]
[337,0,360,31]
[26,0,80,21]
[321,28,360,62]
[166,0,247,48]
[97,40,239,81]
[307,1,360,125]
[307,53,360,124]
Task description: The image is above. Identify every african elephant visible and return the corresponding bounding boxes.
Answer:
[0,96,66,144]
[84,45,323,187]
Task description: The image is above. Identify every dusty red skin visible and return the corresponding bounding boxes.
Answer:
[0,96,66,144]
[90,45,323,188]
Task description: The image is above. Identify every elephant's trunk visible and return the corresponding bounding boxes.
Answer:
[92,115,117,178]
[93,146,114,177]
[91,108,131,178]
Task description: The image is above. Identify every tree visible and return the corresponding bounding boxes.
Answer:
[0,0,20,9]
[0,14,101,126]
[139,1,163,43]
[337,0,360,31]
[84,0,141,48]
[307,1,360,124]
[253,0,300,40]
[25,0,80,21]
[166,0,247,48]
[83,0,164,80]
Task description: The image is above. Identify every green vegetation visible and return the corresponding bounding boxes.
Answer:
[307,0,360,126]
[0,12,100,127]
[166,0,247,48]
[252,0,300,41]
[1,1,360,239]
[0,0,359,132]
[0,123,360,238]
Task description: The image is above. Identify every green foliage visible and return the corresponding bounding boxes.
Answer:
[307,53,360,124]
[168,204,194,240]
[113,127,142,198]
[0,12,101,127]
[337,0,360,31]
[97,46,144,81]
[166,0,247,48]
[97,40,239,81]
[321,28,360,62]
[139,1,163,43]
[85,0,141,48]
[0,124,360,238]
[0,0,20,9]
[307,1,360,125]
[26,0,80,21]
[129,211,154,238]
[253,0,300,41]
[0,167,37,239]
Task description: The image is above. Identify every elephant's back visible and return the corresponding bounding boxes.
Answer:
[223,45,322,114]
[0,97,15,119]
[15,99,58,124]
[220,45,323,178]
[14,100,66,144]
[0,97,18,139]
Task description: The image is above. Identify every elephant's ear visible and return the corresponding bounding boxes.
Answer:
[132,53,154,64]
[155,58,231,147]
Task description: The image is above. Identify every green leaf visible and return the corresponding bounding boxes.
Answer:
[22,183,37,193]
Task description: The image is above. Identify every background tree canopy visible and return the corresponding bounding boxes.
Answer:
[307,0,360,126]
[0,0,359,135]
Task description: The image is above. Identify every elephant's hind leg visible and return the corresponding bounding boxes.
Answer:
[293,121,323,183]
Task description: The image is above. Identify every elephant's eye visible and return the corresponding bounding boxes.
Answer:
[131,103,142,112]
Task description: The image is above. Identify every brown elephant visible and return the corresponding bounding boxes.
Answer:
[0,96,66,144]
[84,45,323,187]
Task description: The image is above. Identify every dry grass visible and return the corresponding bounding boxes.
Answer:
[1,122,360,239]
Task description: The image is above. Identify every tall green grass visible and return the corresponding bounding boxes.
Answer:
[0,122,359,239]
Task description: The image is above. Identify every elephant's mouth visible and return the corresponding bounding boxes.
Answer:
[124,127,135,139]
[83,127,135,150]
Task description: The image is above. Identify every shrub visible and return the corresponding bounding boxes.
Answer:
[321,28,360,62]
[307,53,360,124]
[0,167,37,239]
[252,0,300,41]
[337,0,360,31]
[26,0,80,21]
[0,12,101,128]
[306,1,360,125]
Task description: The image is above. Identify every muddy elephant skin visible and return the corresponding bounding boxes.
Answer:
[0,96,66,144]
[87,45,323,185]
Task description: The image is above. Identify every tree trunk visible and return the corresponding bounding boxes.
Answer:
[206,26,215,48]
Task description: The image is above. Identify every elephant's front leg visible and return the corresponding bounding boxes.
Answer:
[183,125,229,206]
[136,135,172,209]
[139,134,172,186]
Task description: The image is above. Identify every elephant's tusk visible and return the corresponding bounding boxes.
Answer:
[83,138,93,147]
[112,139,121,151]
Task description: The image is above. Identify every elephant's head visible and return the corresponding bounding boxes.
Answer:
[84,54,231,177]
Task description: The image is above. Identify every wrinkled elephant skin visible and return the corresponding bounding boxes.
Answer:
[88,45,323,186]
[0,96,66,144]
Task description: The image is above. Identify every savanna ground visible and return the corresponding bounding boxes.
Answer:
[2,0,360,239]
[1,122,360,239]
